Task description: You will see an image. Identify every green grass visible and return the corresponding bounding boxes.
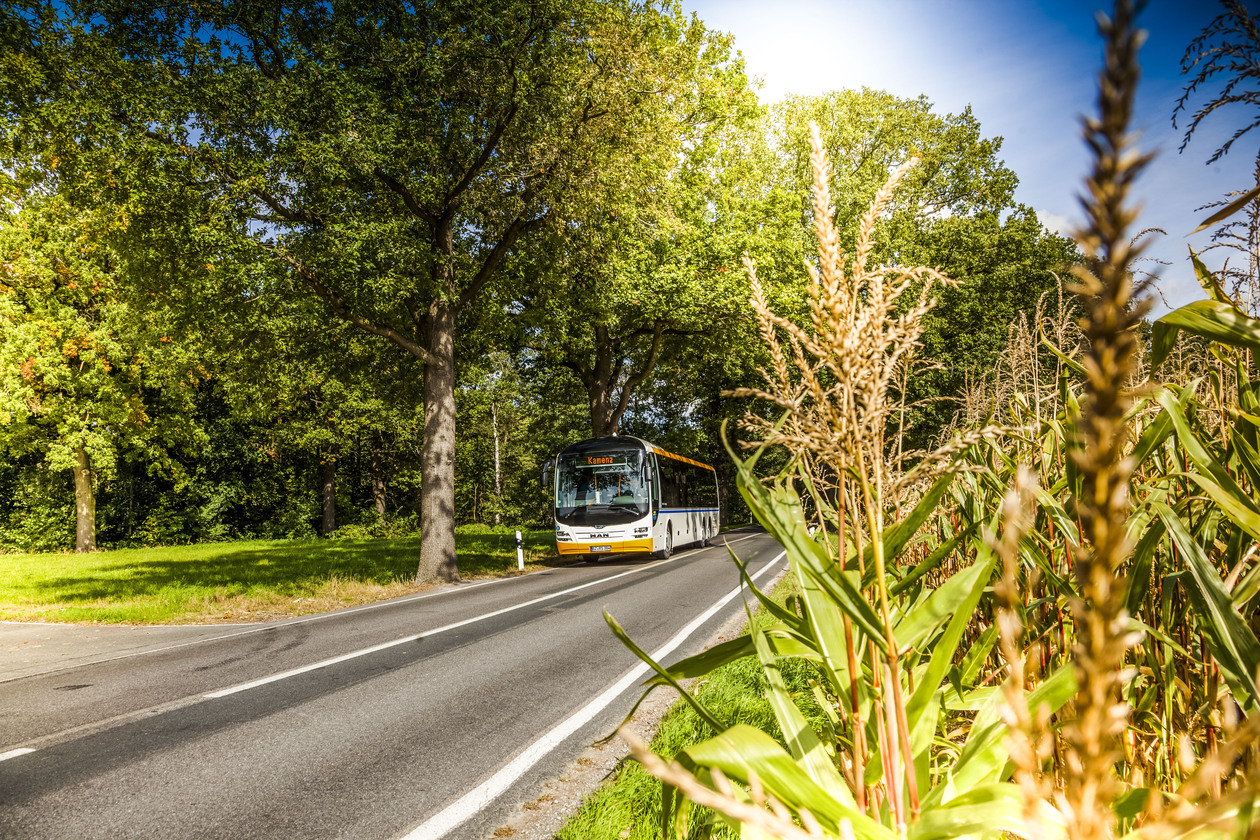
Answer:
[0,528,564,624]
[557,574,818,840]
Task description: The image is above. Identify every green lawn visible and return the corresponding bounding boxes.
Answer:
[0,528,564,624]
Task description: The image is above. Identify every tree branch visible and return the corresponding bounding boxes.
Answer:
[271,248,435,365]
[457,213,549,308]
[609,321,666,432]
[374,167,436,226]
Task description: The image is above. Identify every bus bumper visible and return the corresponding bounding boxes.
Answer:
[557,538,654,555]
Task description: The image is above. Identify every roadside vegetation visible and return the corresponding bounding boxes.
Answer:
[559,574,810,840]
[0,527,561,624]
[567,3,1260,840]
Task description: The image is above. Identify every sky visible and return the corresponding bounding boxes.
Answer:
[680,0,1253,313]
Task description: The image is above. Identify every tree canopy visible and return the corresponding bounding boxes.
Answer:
[0,194,204,551]
[0,3,1078,560]
[2,0,747,578]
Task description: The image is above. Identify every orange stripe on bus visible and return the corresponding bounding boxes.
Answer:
[649,446,715,472]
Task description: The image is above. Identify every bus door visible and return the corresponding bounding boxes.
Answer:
[650,453,661,533]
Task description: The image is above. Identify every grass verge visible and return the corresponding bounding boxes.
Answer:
[0,528,564,624]
[556,572,818,840]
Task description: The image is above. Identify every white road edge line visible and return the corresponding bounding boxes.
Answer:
[203,539,753,700]
[399,549,788,840]
[0,748,35,762]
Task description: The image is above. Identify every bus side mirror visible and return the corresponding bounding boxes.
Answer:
[541,458,553,490]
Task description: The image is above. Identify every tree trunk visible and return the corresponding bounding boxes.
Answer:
[417,302,459,583]
[370,447,387,526]
[492,402,502,526]
[73,445,96,553]
[589,385,616,438]
[321,458,336,535]
[576,321,667,439]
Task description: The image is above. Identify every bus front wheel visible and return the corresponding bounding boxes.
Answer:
[657,526,672,560]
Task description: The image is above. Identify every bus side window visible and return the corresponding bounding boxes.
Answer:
[658,458,677,507]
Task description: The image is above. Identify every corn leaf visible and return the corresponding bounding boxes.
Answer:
[1155,388,1260,542]
[904,540,998,736]
[1041,328,1086,376]
[731,448,888,655]
[959,623,1000,686]
[603,611,727,734]
[1151,299,1260,370]
[640,629,822,691]
[896,542,997,653]
[942,664,1077,797]
[748,607,855,806]
[890,526,974,597]
[862,472,956,589]
[1191,187,1260,235]
[1130,400,1177,467]
[1153,501,1260,711]
[909,783,1066,840]
[679,724,895,840]
[1125,512,1165,616]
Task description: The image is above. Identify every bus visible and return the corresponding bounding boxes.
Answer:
[542,436,720,558]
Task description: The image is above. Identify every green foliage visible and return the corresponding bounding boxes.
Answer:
[0,192,208,548]
[559,577,820,840]
[771,89,1019,238]
[903,208,1079,447]
[511,51,759,438]
[0,459,74,551]
[1,0,750,579]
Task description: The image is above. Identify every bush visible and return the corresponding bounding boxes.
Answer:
[0,468,74,553]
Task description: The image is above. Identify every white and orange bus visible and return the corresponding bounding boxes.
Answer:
[542,436,719,558]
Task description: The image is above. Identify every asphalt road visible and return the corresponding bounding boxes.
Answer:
[0,528,785,839]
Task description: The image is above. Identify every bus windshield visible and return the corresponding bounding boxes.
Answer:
[555,449,649,526]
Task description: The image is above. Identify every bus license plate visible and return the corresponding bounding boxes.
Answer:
[590,545,612,552]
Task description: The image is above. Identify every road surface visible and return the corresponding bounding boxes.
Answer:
[0,528,785,839]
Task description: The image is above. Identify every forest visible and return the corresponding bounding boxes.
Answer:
[0,0,1072,576]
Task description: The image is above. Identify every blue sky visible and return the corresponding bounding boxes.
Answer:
[682,0,1253,312]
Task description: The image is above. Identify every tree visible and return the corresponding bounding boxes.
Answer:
[2,0,739,580]
[1175,0,1260,308]
[769,90,1019,248]
[513,59,760,439]
[516,196,752,439]
[753,91,1067,451]
[254,328,423,536]
[897,207,1079,448]
[0,194,203,551]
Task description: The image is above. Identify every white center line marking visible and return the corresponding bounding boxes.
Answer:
[204,540,755,699]
[399,550,787,840]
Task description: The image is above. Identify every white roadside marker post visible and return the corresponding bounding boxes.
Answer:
[516,530,524,570]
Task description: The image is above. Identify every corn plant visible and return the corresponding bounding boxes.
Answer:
[604,3,1260,839]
